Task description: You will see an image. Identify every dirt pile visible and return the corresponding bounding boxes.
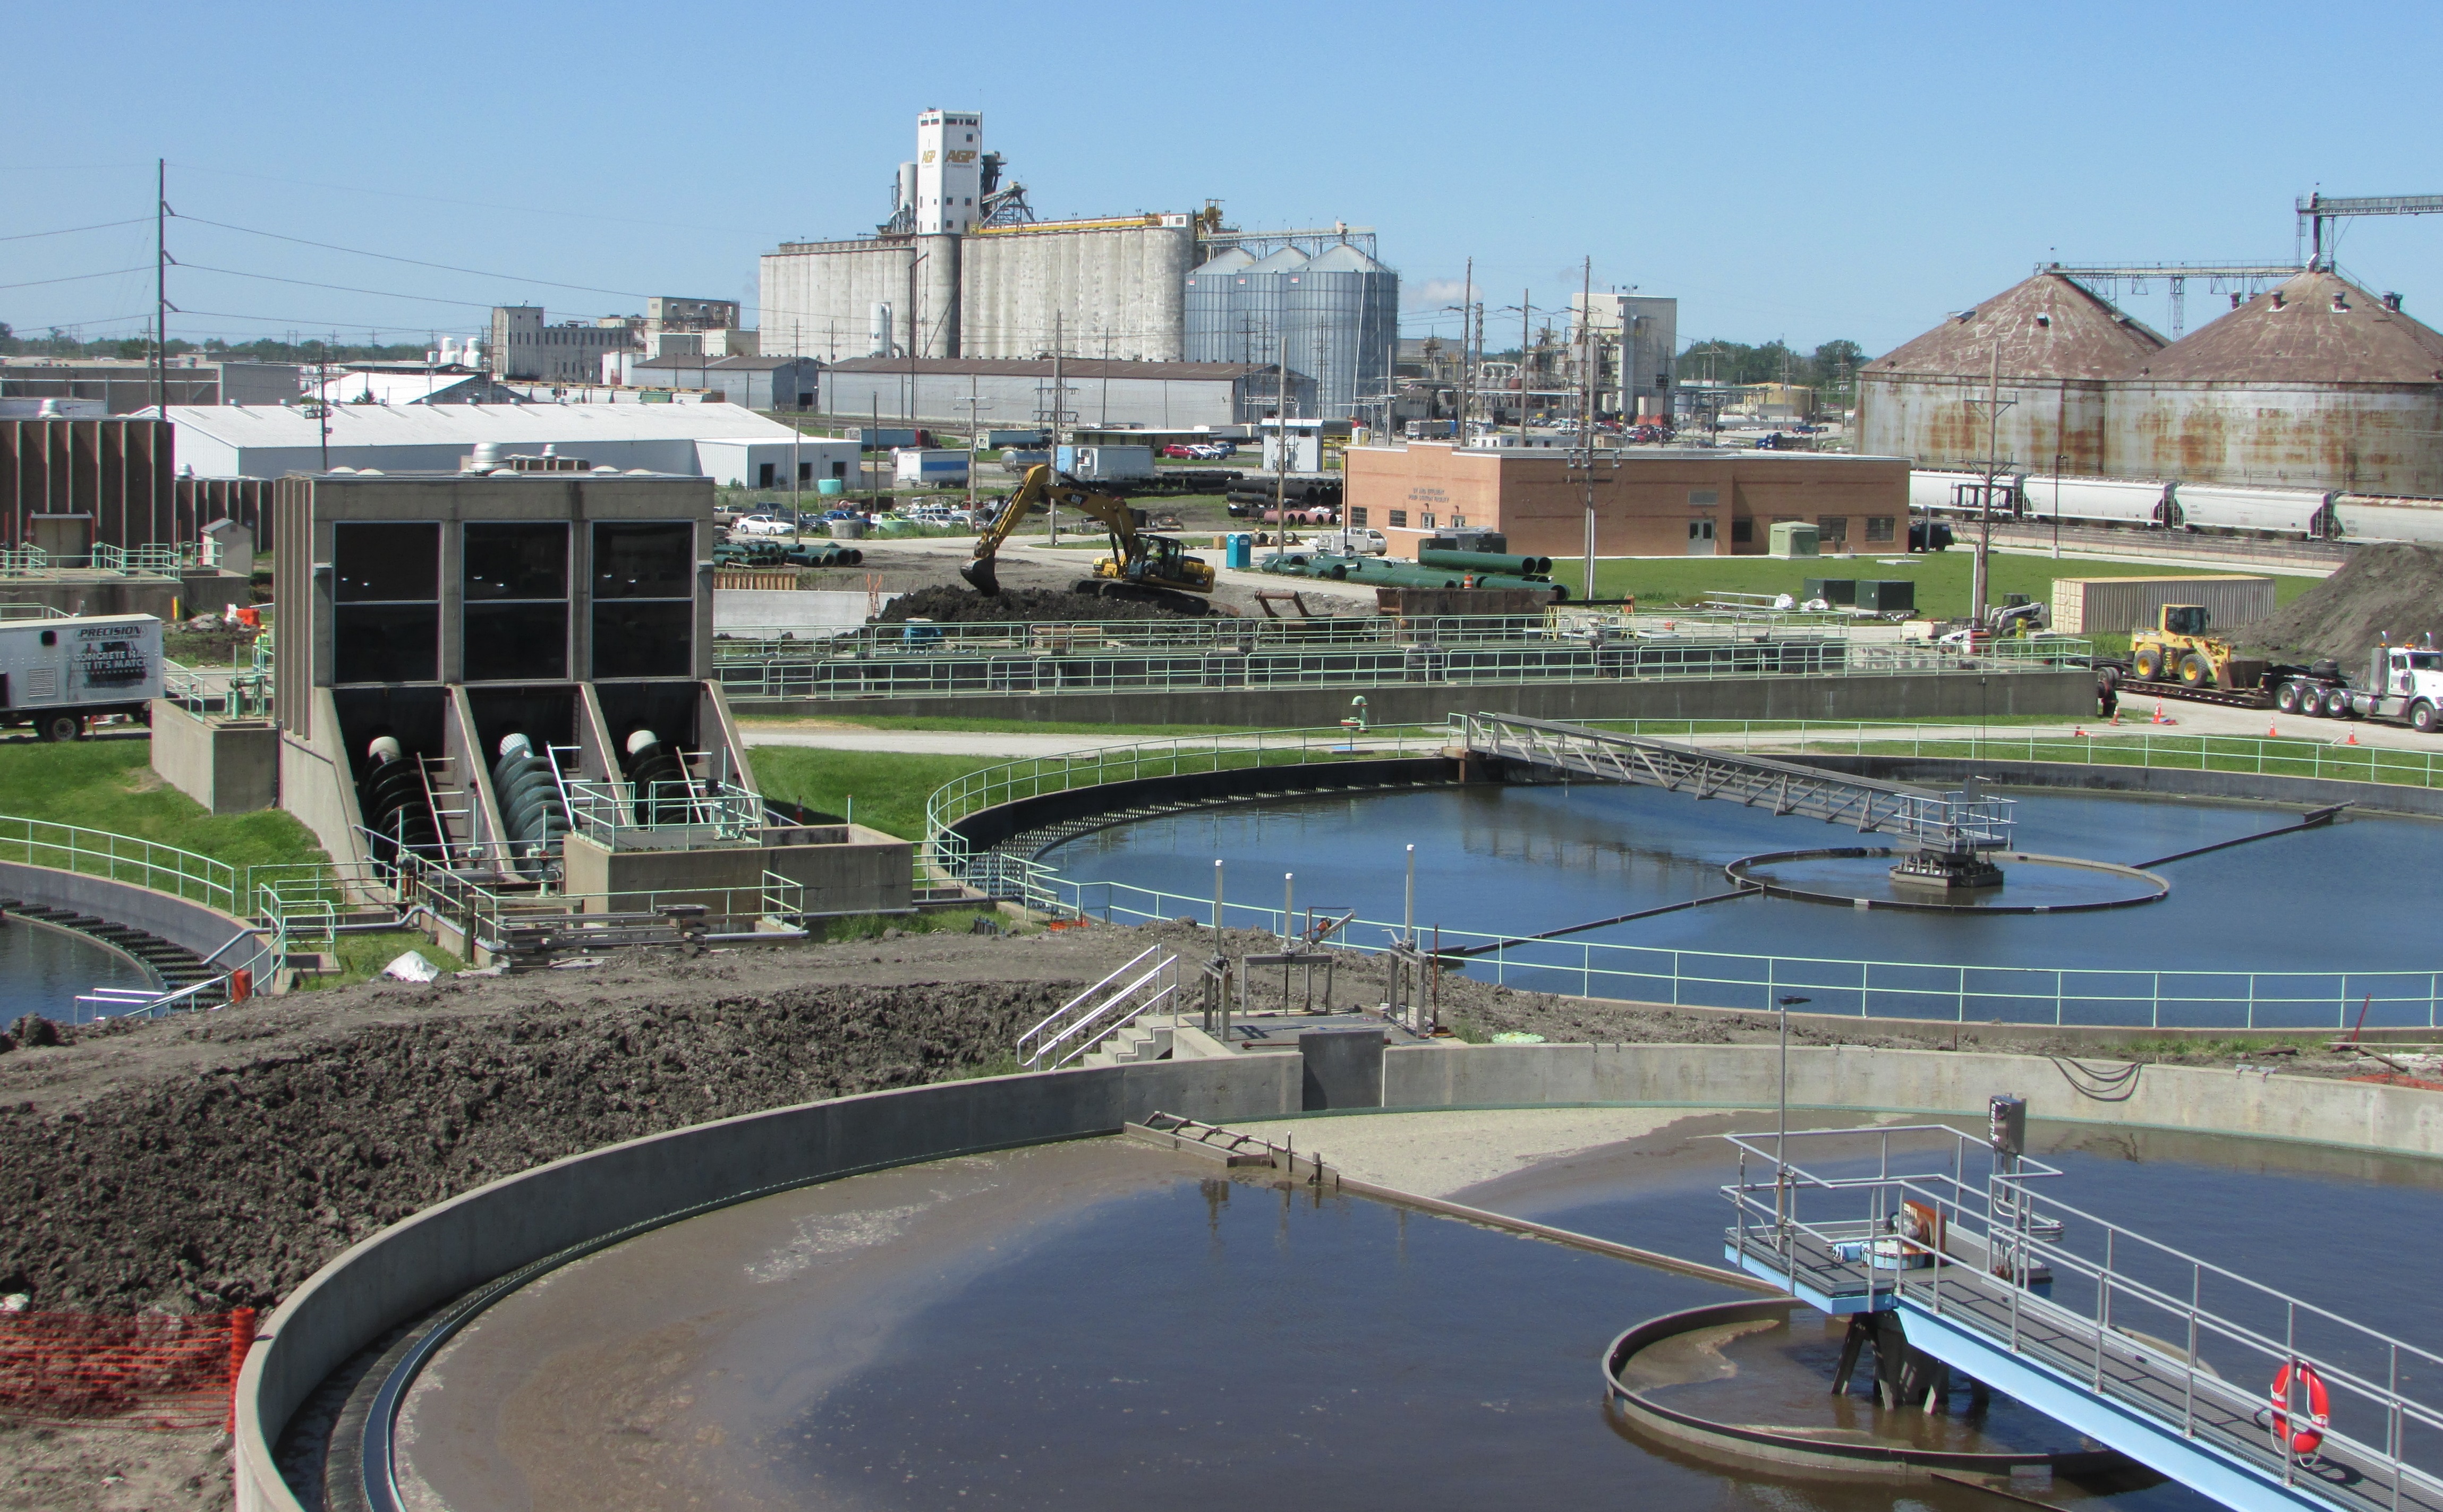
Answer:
[2237,543,2443,662]
[876,584,1212,623]
[0,977,1067,1313]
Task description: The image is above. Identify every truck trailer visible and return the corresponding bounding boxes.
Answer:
[0,613,164,741]
[2272,641,2443,733]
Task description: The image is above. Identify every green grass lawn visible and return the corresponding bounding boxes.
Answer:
[739,714,1269,737]
[748,748,1009,840]
[0,734,326,872]
[1546,552,2321,622]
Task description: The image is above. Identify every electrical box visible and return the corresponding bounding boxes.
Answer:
[1769,521,1819,558]
[1988,1093,2027,1158]
[1803,578,1857,606]
[1857,579,1916,613]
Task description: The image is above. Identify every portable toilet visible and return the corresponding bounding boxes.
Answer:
[1769,521,1820,559]
[1225,533,1253,570]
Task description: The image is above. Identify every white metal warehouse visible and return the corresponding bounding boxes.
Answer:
[818,357,1312,431]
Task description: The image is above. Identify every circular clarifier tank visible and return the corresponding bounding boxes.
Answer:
[386,1113,2443,1512]
[1039,784,2440,988]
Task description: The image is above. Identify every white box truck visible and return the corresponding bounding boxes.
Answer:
[0,613,164,740]
[893,448,969,488]
[1053,445,1155,483]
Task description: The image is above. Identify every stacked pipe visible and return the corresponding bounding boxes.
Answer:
[1417,550,1553,576]
[1257,552,1567,600]
[489,733,569,878]
[621,729,696,826]
[358,736,442,875]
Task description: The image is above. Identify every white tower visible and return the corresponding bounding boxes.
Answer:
[914,108,983,235]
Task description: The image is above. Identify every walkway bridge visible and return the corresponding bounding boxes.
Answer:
[1724,1124,2443,1512]
[1457,713,2014,854]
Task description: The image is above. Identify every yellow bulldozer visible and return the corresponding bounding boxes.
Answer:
[2130,604,2268,690]
[960,464,1216,611]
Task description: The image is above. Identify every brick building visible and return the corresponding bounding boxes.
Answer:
[1343,443,1911,559]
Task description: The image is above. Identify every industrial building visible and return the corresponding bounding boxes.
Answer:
[601,355,820,411]
[1183,240,1397,418]
[488,307,643,382]
[309,370,526,406]
[1857,271,2166,477]
[1863,267,2443,498]
[4,415,172,551]
[1344,441,1910,560]
[166,403,818,487]
[759,109,1392,410]
[816,356,1309,431]
[0,356,300,412]
[1569,293,1680,423]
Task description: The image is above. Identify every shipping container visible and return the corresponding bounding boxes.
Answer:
[2047,574,2275,636]
[892,448,970,486]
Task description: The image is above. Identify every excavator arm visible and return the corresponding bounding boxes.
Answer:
[959,464,1180,596]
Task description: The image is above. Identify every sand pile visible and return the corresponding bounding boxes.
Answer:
[2237,543,2443,663]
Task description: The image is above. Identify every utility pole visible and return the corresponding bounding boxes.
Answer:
[1050,310,1063,544]
[1964,337,2017,631]
[1565,259,1615,603]
[152,159,167,423]
[956,375,991,517]
[1518,290,1531,445]
[1273,320,1290,532]
[1459,257,1472,440]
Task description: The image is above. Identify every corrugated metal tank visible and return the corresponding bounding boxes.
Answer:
[1858,272,2165,474]
[1183,246,1254,363]
[1236,247,1309,384]
[2107,272,2443,495]
[1292,243,1399,420]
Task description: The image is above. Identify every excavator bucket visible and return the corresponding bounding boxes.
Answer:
[958,557,1001,596]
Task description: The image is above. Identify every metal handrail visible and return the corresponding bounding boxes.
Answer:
[0,814,240,914]
[1016,946,1178,1069]
[1723,1125,2443,1505]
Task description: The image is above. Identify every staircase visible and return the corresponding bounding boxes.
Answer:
[2,898,227,1018]
[1016,947,1180,1070]
[1080,1016,1175,1067]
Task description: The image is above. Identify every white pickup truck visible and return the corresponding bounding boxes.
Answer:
[0,613,164,740]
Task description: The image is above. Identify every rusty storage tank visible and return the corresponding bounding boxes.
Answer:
[1858,271,2165,475]
[2107,270,2443,499]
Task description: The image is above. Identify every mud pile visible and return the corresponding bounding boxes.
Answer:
[876,584,1210,623]
[2238,543,2443,662]
[0,979,1065,1313]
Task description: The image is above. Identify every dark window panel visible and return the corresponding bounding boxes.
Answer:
[592,522,694,600]
[591,601,693,679]
[333,605,439,684]
[463,522,569,601]
[462,603,569,681]
[334,522,438,603]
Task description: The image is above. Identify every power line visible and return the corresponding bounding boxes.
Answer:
[171,213,653,301]
[168,162,768,237]
[0,265,154,291]
[0,216,152,243]
[174,261,504,311]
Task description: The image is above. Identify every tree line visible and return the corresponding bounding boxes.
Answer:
[0,323,431,364]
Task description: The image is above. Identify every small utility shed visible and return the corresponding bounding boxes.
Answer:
[2048,574,2275,634]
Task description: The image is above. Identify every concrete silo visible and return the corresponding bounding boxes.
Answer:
[2108,270,2443,496]
[1183,246,1255,363]
[1858,272,2164,474]
[1292,243,1399,420]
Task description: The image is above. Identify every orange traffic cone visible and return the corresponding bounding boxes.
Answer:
[2346,730,2360,746]
[2072,725,2087,738]
[2269,721,2281,738]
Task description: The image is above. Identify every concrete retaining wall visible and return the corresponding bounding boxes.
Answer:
[148,702,278,815]
[236,1035,2443,1512]
[1792,753,2443,821]
[0,859,257,964]
[733,669,2093,728]
[949,755,1463,853]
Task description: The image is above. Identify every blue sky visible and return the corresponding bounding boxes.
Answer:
[5,0,2440,356]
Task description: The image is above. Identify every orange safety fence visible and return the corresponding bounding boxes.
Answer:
[0,1308,254,1431]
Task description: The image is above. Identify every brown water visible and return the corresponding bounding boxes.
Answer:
[390,1115,2287,1512]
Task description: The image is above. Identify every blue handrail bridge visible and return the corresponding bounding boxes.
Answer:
[1723,1124,2443,1512]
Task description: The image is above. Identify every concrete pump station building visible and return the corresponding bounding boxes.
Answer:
[1343,442,1911,560]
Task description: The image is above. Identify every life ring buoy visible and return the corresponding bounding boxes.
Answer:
[2269,1361,2330,1458]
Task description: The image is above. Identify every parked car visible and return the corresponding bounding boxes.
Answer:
[1161,443,1201,459]
[733,513,796,536]
[1334,527,1390,555]
[1189,441,1234,459]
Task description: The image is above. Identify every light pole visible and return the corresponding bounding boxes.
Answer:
[1776,993,1811,1238]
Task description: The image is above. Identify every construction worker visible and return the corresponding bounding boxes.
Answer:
[2097,666,2120,720]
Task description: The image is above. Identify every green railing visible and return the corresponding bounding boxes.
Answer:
[921,717,2443,1030]
[0,815,239,914]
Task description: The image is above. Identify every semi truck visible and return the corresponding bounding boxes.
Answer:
[0,612,163,740]
[2272,640,2443,733]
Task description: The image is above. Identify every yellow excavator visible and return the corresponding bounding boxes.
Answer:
[960,464,1216,611]
[2131,603,2268,690]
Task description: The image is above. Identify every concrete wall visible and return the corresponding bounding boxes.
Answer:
[147,702,278,814]
[760,240,917,363]
[0,859,258,966]
[235,1037,2443,1512]
[559,824,912,917]
[958,223,1193,361]
[1790,751,2443,821]
[731,669,2094,728]
[2,416,174,552]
